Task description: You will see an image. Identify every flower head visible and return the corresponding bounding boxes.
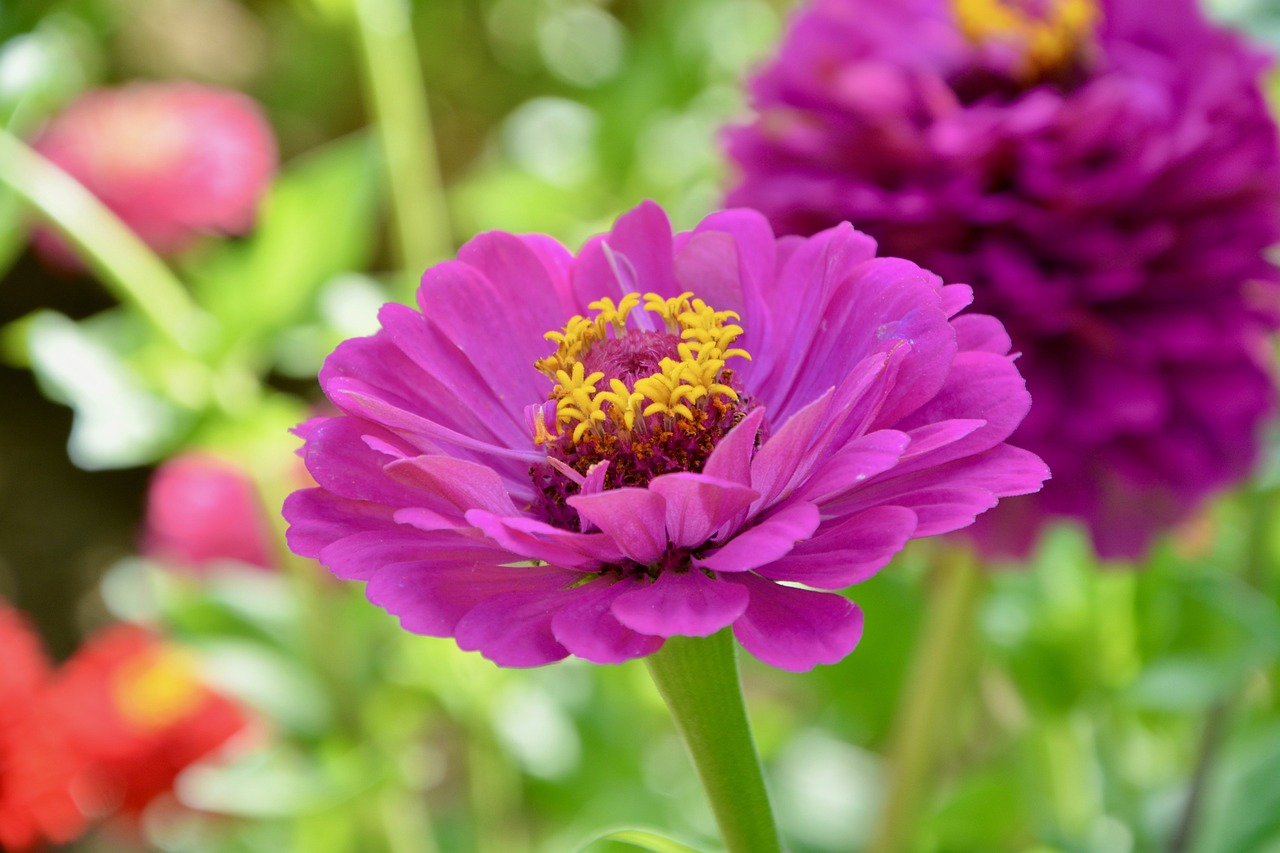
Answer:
[31,81,277,265]
[284,202,1047,671]
[45,625,247,820]
[725,0,1280,557]
[143,454,277,572]
[0,602,87,853]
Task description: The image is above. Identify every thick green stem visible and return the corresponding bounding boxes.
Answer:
[351,0,452,298]
[869,547,983,853]
[0,129,212,354]
[644,630,781,853]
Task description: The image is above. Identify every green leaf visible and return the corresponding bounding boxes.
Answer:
[16,309,191,468]
[190,133,382,350]
[579,827,708,853]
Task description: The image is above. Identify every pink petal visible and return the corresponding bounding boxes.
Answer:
[454,586,576,667]
[368,562,578,639]
[952,314,1012,354]
[418,259,555,407]
[572,201,679,308]
[611,569,750,638]
[728,574,865,672]
[885,350,1031,465]
[702,407,767,488]
[384,455,521,519]
[758,506,918,588]
[550,577,665,664]
[319,528,510,580]
[794,429,909,505]
[749,391,833,510]
[648,473,759,548]
[567,488,668,564]
[283,488,397,559]
[466,509,623,568]
[695,501,820,573]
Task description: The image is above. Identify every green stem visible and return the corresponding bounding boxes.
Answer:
[351,0,453,298]
[644,630,781,853]
[869,546,983,853]
[0,129,212,354]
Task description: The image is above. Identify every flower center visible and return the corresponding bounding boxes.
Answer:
[112,646,203,732]
[528,292,754,527]
[952,0,1098,81]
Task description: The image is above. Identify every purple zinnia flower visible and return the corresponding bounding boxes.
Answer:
[725,0,1280,557]
[283,202,1047,670]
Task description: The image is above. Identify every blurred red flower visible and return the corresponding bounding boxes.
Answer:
[0,602,88,852]
[45,624,248,821]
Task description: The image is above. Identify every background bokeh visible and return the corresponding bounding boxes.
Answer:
[2,1,1280,851]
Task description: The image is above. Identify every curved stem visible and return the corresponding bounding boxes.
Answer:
[0,129,213,354]
[1168,484,1278,852]
[869,546,983,853]
[351,0,453,298]
[644,630,781,853]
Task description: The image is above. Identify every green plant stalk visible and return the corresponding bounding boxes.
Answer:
[869,546,983,853]
[0,129,212,354]
[351,0,452,298]
[644,630,781,853]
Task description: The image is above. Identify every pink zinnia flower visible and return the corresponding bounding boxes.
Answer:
[31,81,276,265]
[283,203,1048,671]
[142,454,277,572]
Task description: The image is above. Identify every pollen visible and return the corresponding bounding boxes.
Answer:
[953,0,1098,80]
[534,291,750,445]
[112,646,204,732]
[529,291,759,525]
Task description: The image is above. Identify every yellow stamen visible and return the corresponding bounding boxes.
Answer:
[953,0,1098,79]
[537,291,752,444]
[112,646,204,732]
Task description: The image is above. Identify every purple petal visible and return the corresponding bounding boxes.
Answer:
[454,585,576,667]
[753,222,878,411]
[374,302,530,448]
[833,444,1050,534]
[466,509,623,568]
[571,201,679,308]
[319,528,510,580]
[567,488,668,564]
[550,577,665,663]
[384,455,521,519]
[648,473,759,548]
[455,231,574,324]
[328,385,543,467]
[884,351,1031,465]
[952,314,1012,354]
[794,429,910,505]
[611,569,750,638]
[759,506,918,588]
[417,259,556,407]
[728,574,865,672]
[749,390,833,510]
[702,407,767,488]
[283,488,397,559]
[695,501,820,573]
[368,562,578,638]
[773,258,956,428]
